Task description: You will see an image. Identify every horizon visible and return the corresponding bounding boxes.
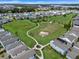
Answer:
[0,0,79,4]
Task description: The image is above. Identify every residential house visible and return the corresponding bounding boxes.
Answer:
[50,15,79,59]
[66,47,79,59]
[50,38,71,55]
[0,29,36,59]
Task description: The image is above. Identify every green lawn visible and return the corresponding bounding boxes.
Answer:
[29,22,66,45]
[2,14,75,47]
[29,14,75,45]
[47,14,75,24]
[3,20,36,48]
[43,45,66,59]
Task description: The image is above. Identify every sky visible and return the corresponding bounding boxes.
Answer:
[0,0,79,4]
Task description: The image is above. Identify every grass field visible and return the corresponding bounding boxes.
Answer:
[47,14,75,24]
[29,14,75,45]
[29,22,66,45]
[2,14,75,46]
[3,20,36,48]
[43,45,66,59]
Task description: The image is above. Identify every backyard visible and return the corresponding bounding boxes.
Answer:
[43,45,66,59]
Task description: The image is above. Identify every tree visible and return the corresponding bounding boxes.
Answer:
[42,16,48,22]
[63,14,66,17]
[0,23,2,28]
[15,32,18,36]
[12,8,20,13]
[50,8,54,10]
[25,7,35,12]
[76,55,79,59]
[64,20,72,31]
[8,55,11,59]
[77,37,79,42]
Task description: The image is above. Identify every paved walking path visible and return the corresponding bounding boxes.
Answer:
[26,23,50,59]
[26,23,39,44]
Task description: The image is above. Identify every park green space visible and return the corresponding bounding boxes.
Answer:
[2,14,75,46]
[2,13,75,59]
[29,14,75,45]
[29,22,66,45]
[3,20,36,48]
[46,14,75,24]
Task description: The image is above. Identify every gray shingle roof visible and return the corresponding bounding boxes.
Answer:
[71,27,79,37]
[8,44,29,57]
[0,30,35,59]
[74,16,79,20]
[73,19,79,26]
[0,31,9,38]
[66,47,79,59]
[0,35,12,42]
[5,41,22,50]
[60,32,77,43]
[13,49,35,59]
[2,38,18,46]
[75,42,79,48]
[53,39,71,51]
